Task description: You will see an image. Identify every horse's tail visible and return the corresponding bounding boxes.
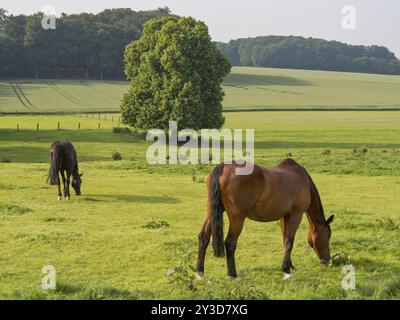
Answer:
[209,164,225,258]
[306,171,325,217]
[47,145,60,185]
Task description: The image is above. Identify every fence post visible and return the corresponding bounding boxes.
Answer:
[17,124,19,131]
[98,123,101,129]
[57,122,60,130]
[37,123,39,131]
[78,122,81,130]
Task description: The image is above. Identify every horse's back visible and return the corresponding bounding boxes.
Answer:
[49,141,77,171]
[218,160,312,221]
[218,162,265,217]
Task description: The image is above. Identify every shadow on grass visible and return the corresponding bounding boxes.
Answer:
[0,145,109,163]
[12,282,155,300]
[351,257,400,273]
[56,282,155,299]
[0,129,144,143]
[254,140,400,150]
[83,194,181,204]
[224,73,311,87]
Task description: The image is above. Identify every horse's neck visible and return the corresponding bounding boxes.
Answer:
[72,162,79,176]
[306,209,326,230]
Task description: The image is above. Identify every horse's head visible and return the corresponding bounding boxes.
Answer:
[72,173,83,196]
[308,215,334,264]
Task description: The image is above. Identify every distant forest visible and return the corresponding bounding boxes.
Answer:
[1,8,400,79]
[0,8,172,79]
[217,36,400,75]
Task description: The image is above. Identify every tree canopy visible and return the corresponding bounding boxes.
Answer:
[121,16,231,130]
[217,36,400,75]
[0,7,172,79]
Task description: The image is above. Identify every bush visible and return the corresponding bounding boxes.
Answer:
[112,151,122,161]
[1,158,11,163]
[112,127,131,134]
[352,147,368,156]
[321,149,331,155]
[141,218,169,229]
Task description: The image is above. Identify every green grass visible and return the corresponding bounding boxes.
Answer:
[223,67,400,110]
[0,112,399,299]
[2,67,400,113]
[0,80,128,113]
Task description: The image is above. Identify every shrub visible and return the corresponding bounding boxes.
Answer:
[322,149,331,155]
[1,158,11,163]
[352,147,368,156]
[112,151,122,161]
[141,218,169,229]
[112,127,131,134]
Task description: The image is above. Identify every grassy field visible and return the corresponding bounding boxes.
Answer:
[2,67,400,113]
[1,111,399,299]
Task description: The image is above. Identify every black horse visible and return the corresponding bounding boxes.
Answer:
[47,141,83,200]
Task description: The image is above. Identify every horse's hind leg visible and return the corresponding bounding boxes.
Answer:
[196,217,211,279]
[280,213,302,279]
[225,215,245,279]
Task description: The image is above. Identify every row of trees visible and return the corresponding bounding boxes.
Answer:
[0,7,172,79]
[217,36,400,75]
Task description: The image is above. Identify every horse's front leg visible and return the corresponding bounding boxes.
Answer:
[65,172,71,200]
[225,215,245,279]
[196,217,211,279]
[57,179,62,201]
[280,213,302,280]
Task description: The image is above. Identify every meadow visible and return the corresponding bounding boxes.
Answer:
[2,66,400,113]
[1,110,399,300]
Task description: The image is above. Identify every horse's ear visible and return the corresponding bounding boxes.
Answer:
[326,215,334,225]
[79,173,84,177]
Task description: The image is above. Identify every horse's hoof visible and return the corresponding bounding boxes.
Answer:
[229,276,241,281]
[283,273,292,280]
[196,272,205,280]
[57,196,61,201]
[66,196,70,201]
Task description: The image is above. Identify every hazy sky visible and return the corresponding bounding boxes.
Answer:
[2,0,400,58]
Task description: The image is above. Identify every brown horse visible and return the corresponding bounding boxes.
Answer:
[196,158,334,280]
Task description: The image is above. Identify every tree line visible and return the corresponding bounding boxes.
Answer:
[0,7,172,79]
[2,7,400,79]
[216,36,400,75]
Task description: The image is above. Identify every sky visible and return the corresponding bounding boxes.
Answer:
[2,0,400,58]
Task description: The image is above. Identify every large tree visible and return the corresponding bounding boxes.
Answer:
[121,16,231,130]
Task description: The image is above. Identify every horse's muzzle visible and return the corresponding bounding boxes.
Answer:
[320,255,331,264]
